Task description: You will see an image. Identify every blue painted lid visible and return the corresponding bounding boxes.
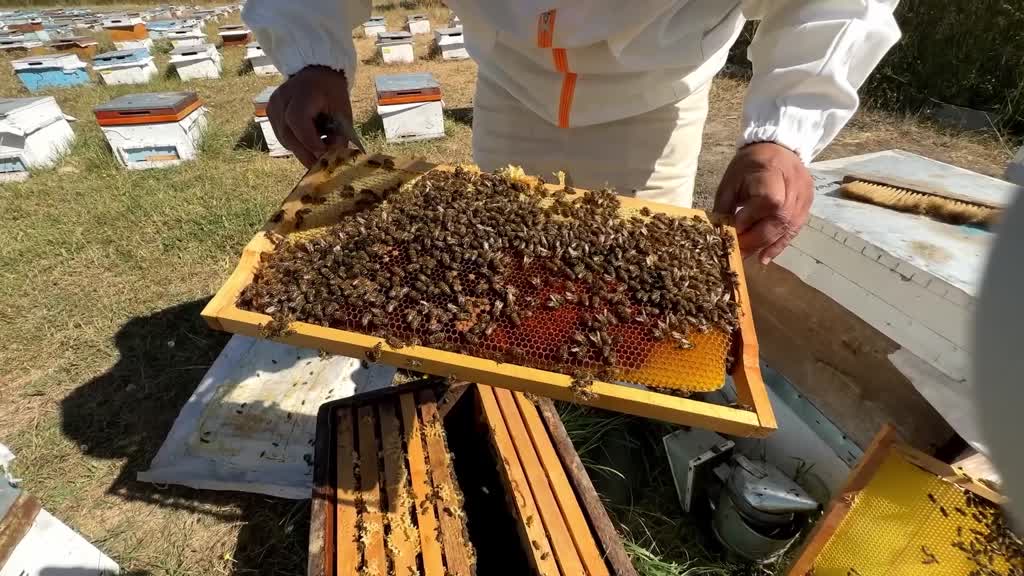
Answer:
[253,85,277,105]
[374,72,439,93]
[93,47,150,63]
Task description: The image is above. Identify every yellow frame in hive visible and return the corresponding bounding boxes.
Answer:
[201,148,776,437]
[789,425,1011,576]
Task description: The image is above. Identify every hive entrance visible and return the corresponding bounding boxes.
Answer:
[240,165,739,393]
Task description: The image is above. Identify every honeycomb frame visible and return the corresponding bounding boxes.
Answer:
[202,148,776,437]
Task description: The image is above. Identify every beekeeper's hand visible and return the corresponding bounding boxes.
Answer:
[713,143,814,264]
[268,65,354,168]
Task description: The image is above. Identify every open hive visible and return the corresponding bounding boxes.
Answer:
[311,382,630,576]
[203,148,774,436]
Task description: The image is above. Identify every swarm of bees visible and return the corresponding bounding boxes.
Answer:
[239,166,740,389]
[946,489,1024,575]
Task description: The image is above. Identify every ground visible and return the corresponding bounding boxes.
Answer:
[0,4,1015,576]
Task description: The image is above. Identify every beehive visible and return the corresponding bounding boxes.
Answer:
[94,91,208,170]
[376,31,414,65]
[253,86,290,157]
[405,14,431,35]
[245,41,278,76]
[203,149,774,436]
[169,43,222,81]
[92,48,157,86]
[362,16,387,39]
[311,382,627,576]
[218,24,251,47]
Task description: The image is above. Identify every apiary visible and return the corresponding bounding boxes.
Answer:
[789,426,1023,576]
[0,96,74,182]
[202,149,774,437]
[310,381,631,576]
[10,53,89,91]
[166,25,206,48]
[169,43,222,80]
[253,85,290,157]
[92,48,157,85]
[102,15,152,50]
[375,30,414,65]
[244,41,278,75]
[217,24,250,47]
[361,16,386,38]
[94,91,208,170]
[405,13,431,35]
[375,72,444,142]
[434,26,468,60]
[47,35,98,59]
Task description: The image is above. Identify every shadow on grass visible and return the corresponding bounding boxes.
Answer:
[236,59,253,77]
[235,120,267,152]
[59,299,309,575]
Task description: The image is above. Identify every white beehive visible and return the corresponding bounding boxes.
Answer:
[94,91,208,170]
[217,24,250,46]
[166,26,206,48]
[0,96,75,182]
[375,72,444,142]
[169,43,222,80]
[244,41,278,76]
[253,85,290,157]
[376,31,413,64]
[92,48,157,85]
[434,27,467,60]
[362,16,386,38]
[405,13,430,35]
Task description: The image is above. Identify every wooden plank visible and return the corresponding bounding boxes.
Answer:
[377,402,418,576]
[477,385,561,575]
[495,388,586,575]
[334,408,360,576]
[729,227,774,431]
[744,260,956,451]
[787,424,901,576]
[436,382,471,419]
[536,398,637,576]
[418,390,474,576]
[0,492,41,570]
[398,393,445,576]
[357,405,387,576]
[212,305,768,436]
[515,394,611,576]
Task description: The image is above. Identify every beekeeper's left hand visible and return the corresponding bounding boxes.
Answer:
[713,142,814,264]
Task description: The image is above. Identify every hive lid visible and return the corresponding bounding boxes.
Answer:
[93,47,150,63]
[375,72,442,105]
[94,91,201,125]
[435,27,463,36]
[376,30,411,42]
[49,35,98,47]
[11,53,86,70]
[0,96,51,117]
[218,24,246,31]
[169,43,215,55]
[253,85,276,107]
[407,13,427,21]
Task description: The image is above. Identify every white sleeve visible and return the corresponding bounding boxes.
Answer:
[739,0,901,163]
[242,0,370,81]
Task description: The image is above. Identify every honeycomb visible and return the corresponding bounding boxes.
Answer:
[812,450,1023,576]
[245,160,736,393]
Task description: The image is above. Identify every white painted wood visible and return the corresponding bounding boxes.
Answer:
[0,96,74,174]
[0,509,119,576]
[137,335,396,498]
[434,27,468,60]
[405,16,431,35]
[378,100,444,142]
[378,40,414,64]
[94,58,158,85]
[113,37,153,50]
[362,22,386,38]
[170,44,222,80]
[256,116,290,157]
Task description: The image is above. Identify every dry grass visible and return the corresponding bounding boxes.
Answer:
[0,2,1014,576]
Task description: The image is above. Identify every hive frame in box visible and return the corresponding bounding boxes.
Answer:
[308,379,636,576]
[202,148,776,437]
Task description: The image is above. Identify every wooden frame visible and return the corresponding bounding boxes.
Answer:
[786,424,1006,576]
[202,148,775,437]
[309,381,635,576]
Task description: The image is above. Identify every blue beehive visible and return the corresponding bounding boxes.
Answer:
[11,53,89,91]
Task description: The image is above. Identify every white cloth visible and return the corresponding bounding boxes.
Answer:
[243,0,900,164]
[473,73,709,207]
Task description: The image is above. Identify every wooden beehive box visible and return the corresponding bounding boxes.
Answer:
[309,380,636,576]
[202,148,775,437]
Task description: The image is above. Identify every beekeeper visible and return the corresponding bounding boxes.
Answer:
[243,1,899,263]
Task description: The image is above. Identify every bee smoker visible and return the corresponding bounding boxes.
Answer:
[664,429,820,563]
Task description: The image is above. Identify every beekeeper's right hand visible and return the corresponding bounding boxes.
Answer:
[268,65,354,168]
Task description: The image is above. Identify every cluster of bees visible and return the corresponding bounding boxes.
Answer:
[239,166,740,391]
[943,490,1024,574]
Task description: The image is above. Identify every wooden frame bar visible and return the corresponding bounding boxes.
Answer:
[204,148,775,437]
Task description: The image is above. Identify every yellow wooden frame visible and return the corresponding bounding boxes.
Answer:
[202,148,776,437]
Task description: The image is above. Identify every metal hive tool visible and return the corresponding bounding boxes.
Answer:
[203,148,775,437]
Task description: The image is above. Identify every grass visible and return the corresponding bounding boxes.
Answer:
[0,1,1016,575]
